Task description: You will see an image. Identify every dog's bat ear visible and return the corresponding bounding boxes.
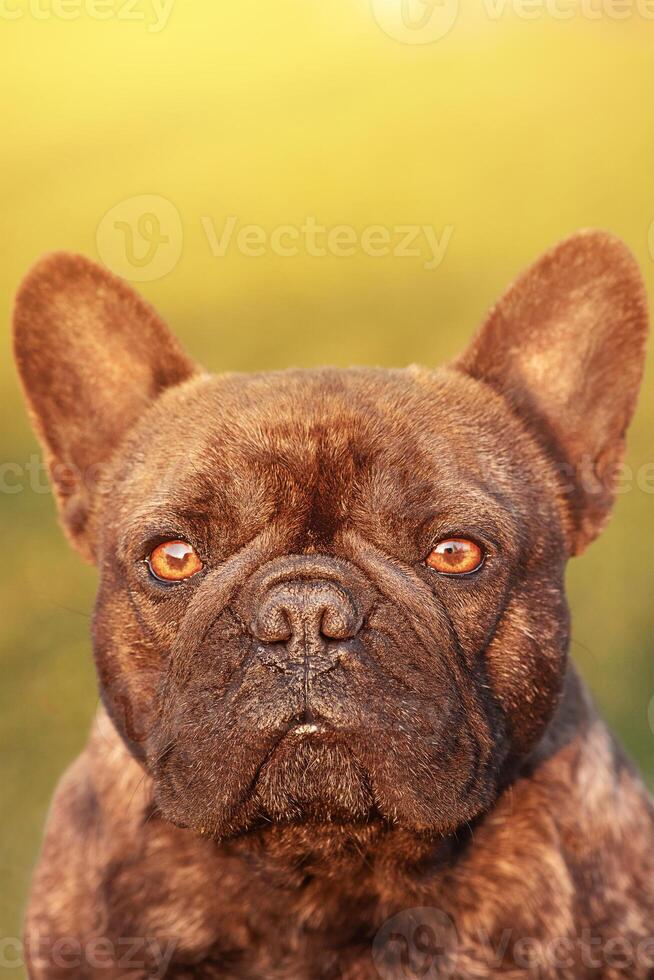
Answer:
[13,253,197,561]
[456,231,649,555]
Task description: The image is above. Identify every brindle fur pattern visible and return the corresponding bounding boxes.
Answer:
[13,232,654,978]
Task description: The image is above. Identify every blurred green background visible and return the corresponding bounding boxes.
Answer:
[1,2,654,973]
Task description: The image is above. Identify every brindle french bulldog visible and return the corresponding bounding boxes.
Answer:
[14,231,654,979]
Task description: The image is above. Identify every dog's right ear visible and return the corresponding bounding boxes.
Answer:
[13,253,197,561]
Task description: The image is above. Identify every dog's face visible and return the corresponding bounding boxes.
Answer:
[91,366,570,837]
[14,232,647,839]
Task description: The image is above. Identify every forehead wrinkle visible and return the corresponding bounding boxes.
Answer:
[191,367,421,452]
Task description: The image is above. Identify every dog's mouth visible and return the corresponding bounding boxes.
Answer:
[283,707,332,739]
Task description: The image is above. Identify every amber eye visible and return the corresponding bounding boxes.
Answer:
[147,540,203,582]
[425,538,484,575]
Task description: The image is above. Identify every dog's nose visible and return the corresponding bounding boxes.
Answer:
[251,580,362,647]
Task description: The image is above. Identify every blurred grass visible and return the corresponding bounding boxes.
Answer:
[1,4,654,973]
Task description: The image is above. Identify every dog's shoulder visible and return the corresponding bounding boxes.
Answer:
[437,673,654,976]
[24,712,145,971]
[24,742,102,976]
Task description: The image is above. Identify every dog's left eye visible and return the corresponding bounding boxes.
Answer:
[425,538,484,575]
[146,540,203,582]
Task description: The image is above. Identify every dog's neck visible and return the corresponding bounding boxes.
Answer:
[220,818,467,888]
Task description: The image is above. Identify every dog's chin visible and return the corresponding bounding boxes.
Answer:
[250,730,375,825]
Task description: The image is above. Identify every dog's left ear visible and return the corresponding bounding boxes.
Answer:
[456,231,649,555]
[13,253,197,561]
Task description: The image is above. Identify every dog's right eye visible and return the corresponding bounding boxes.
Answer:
[146,540,203,582]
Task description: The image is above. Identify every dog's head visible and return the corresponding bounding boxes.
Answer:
[14,232,648,838]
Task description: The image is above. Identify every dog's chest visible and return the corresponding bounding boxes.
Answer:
[97,829,562,979]
[100,824,390,978]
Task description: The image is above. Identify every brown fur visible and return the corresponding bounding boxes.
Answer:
[14,232,654,978]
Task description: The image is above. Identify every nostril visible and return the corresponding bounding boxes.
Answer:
[320,601,362,641]
[251,602,293,644]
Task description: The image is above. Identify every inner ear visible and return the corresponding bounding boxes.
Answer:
[13,252,197,561]
[455,231,648,554]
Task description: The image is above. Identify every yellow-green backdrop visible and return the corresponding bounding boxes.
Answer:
[1,3,654,972]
